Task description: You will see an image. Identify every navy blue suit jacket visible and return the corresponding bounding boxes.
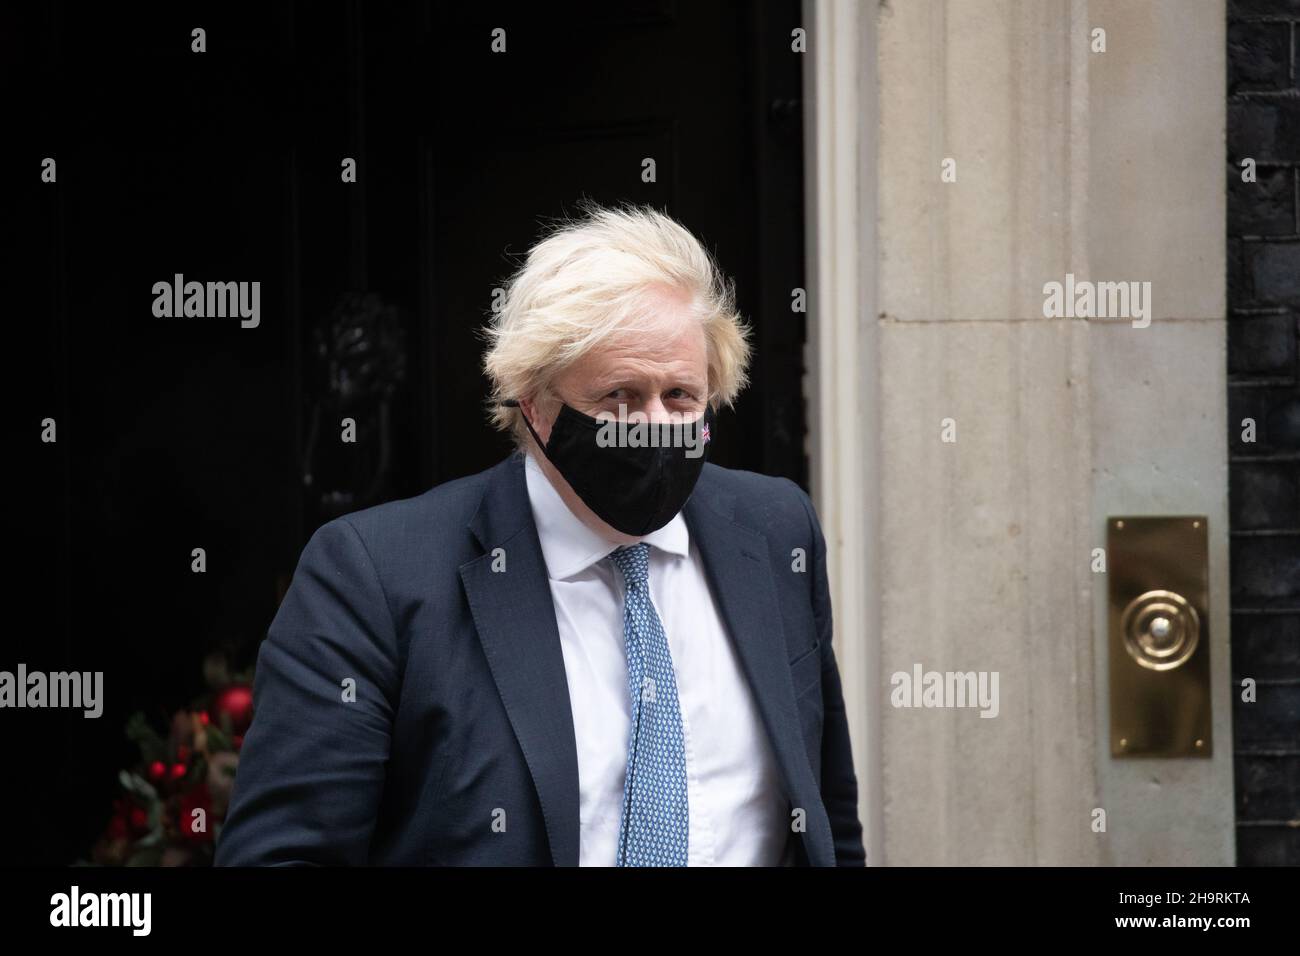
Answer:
[215,452,865,866]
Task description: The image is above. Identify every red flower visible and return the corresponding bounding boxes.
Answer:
[147,760,166,783]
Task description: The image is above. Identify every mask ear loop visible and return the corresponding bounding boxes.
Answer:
[500,398,549,456]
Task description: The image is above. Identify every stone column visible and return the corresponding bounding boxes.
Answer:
[866,0,1230,864]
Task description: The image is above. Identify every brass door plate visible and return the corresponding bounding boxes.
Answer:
[1108,516,1211,758]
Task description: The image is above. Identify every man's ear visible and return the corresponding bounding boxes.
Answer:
[517,394,550,446]
[518,395,537,428]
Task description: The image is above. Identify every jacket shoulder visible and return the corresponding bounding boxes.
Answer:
[342,466,494,537]
[698,462,817,535]
[305,457,508,572]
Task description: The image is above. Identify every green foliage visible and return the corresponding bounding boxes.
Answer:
[124,712,167,765]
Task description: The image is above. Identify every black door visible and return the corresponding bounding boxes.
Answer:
[397,1,807,486]
[3,0,805,865]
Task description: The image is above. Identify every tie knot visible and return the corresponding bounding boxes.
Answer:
[609,542,651,587]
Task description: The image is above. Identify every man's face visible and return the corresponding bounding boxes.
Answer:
[521,286,710,543]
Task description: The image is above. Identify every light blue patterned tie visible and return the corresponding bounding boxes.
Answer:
[609,543,689,866]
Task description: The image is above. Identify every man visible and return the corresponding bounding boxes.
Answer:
[215,202,865,866]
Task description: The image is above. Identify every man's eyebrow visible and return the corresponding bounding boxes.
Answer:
[588,376,706,392]
[590,369,712,392]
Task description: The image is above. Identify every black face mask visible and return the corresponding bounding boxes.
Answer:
[507,400,713,537]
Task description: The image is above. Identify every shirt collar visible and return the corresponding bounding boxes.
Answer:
[523,450,689,580]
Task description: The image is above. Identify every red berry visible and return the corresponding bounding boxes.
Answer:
[209,685,254,736]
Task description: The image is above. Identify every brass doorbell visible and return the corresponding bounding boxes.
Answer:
[1107,516,1212,758]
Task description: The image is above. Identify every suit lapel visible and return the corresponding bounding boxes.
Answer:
[459,454,581,866]
[684,468,837,867]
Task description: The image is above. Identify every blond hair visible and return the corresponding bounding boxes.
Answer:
[481,200,752,444]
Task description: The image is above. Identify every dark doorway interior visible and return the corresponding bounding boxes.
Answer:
[4,0,806,864]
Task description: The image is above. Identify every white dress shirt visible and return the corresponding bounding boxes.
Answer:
[523,451,792,866]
